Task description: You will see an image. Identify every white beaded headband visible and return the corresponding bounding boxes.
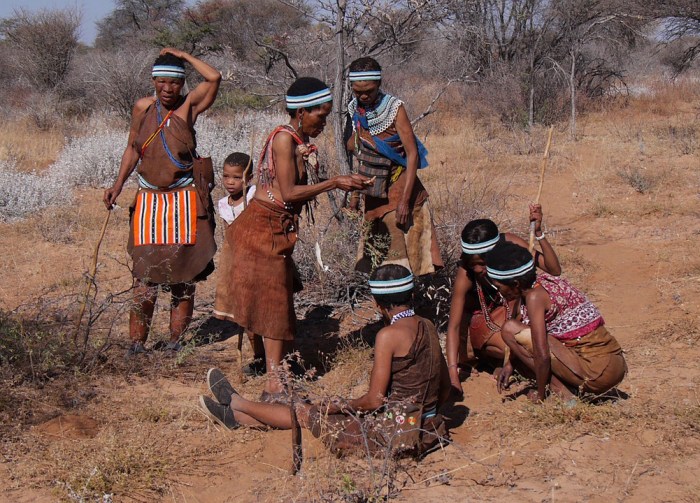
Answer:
[152,65,185,79]
[486,259,535,281]
[285,88,333,109]
[368,273,414,295]
[349,70,382,82]
[461,234,500,255]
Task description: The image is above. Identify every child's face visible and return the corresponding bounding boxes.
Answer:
[222,164,246,195]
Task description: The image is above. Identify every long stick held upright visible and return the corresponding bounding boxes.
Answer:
[74,209,112,346]
[528,126,555,252]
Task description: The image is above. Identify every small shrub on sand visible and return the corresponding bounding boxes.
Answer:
[617,166,656,193]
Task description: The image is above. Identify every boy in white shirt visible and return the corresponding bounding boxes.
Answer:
[214,153,264,375]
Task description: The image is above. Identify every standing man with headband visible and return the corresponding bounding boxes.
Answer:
[214,77,369,400]
[347,57,443,276]
[103,48,221,356]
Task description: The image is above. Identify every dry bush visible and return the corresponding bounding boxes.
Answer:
[653,124,698,155]
[616,166,657,194]
[1,7,80,91]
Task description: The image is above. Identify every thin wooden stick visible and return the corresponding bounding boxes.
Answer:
[528,126,555,252]
[290,397,303,474]
[74,209,112,345]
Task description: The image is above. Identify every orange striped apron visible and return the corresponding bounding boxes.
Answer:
[133,188,197,246]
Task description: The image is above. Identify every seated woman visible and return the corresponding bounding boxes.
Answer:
[445,205,561,395]
[199,264,451,456]
[485,241,626,402]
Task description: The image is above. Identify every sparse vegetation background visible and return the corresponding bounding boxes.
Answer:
[1,1,700,501]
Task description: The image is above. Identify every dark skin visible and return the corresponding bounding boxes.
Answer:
[445,205,562,395]
[226,302,451,428]
[254,101,370,394]
[346,80,419,226]
[101,48,221,346]
[494,281,583,403]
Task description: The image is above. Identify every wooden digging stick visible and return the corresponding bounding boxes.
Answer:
[74,209,112,346]
[528,126,555,253]
[504,127,555,369]
[290,397,303,474]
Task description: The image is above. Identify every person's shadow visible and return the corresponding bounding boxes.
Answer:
[294,305,343,376]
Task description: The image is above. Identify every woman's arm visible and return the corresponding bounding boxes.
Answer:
[160,47,221,121]
[393,105,419,226]
[325,328,396,414]
[103,98,151,209]
[506,227,561,276]
[445,266,472,393]
[525,288,552,402]
[272,134,368,203]
[530,203,561,275]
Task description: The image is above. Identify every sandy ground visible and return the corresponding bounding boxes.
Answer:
[1,96,699,502]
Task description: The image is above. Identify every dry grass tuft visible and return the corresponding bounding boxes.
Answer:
[45,427,174,499]
[0,119,66,172]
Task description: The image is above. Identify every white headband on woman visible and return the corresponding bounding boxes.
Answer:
[369,273,414,295]
[348,70,382,82]
[285,88,333,109]
[461,234,500,255]
[486,259,535,281]
[152,65,185,79]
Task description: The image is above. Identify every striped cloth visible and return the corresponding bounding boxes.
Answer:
[133,189,197,246]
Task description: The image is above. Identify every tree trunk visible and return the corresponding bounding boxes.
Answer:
[333,0,349,176]
[569,48,576,140]
[528,75,535,129]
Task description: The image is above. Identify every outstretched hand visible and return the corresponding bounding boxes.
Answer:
[335,174,371,192]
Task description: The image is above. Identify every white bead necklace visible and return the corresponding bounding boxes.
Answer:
[390,308,415,325]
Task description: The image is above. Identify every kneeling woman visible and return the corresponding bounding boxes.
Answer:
[200,264,451,455]
[445,206,561,393]
[486,242,626,402]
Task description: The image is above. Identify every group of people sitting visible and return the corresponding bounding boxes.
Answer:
[103,49,627,458]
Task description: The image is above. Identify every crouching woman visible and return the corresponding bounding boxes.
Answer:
[200,264,451,456]
[486,242,626,402]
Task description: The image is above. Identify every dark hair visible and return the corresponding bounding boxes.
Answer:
[224,152,252,177]
[369,264,414,308]
[285,76,332,117]
[484,241,536,288]
[349,57,382,73]
[153,53,185,73]
[459,218,500,264]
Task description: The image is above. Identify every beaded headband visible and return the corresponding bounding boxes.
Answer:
[461,234,500,255]
[152,65,185,79]
[368,273,414,295]
[486,259,535,281]
[285,88,332,109]
[349,70,382,81]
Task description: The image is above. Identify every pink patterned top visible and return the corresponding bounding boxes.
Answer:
[520,273,604,341]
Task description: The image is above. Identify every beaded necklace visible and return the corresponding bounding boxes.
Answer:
[349,92,403,136]
[476,280,512,331]
[390,308,415,325]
